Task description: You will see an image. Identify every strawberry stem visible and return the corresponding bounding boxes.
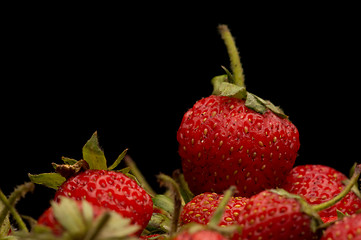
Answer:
[208,186,237,227]
[0,183,34,233]
[157,173,183,235]
[218,24,245,87]
[312,164,361,212]
[125,155,156,197]
[0,188,29,232]
[173,169,194,204]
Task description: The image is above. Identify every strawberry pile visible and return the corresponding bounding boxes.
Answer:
[1,25,361,240]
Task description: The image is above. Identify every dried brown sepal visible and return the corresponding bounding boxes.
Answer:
[52,160,90,179]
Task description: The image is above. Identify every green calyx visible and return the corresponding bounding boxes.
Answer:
[213,25,287,119]
[28,132,138,191]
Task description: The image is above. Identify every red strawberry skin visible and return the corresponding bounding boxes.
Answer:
[320,216,338,223]
[173,230,228,240]
[139,234,166,239]
[38,207,63,235]
[281,164,361,221]
[54,169,153,234]
[232,190,319,240]
[177,95,300,197]
[321,213,361,240]
[180,192,248,226]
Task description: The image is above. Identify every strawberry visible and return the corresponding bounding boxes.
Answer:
[29,132,153,236]
[54,169,153,235]
[177,25,300,197]
[231,190,321,240]
[180,192,248,226]
[172,230,228,240]
[231,164,361,240]
[174,186,240,240]
[281,164,361,222]
[321,213,361,240]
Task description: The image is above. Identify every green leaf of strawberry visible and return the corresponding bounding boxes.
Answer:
[61,156,78,165]
[28,131,129,190]
[211,74,286,118]
[28,173,66,190]
[107,148,128,170]
[82,131,107,170]
[246,92,287,118]
[211,74,247,99]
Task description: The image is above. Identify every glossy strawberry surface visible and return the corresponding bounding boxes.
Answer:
[38,207,63,235]
[321,213,361,240]
[177,95,300,197]
[173,230,228,240]
[54,169,153,234]
[180,192,248,226]
[139,234,166,239]
[232,190,319,240]
[281,164,361,221]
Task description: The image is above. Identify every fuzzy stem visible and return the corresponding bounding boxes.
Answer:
[173,169,194,205]
[218,24,245,87]
[208,186,237,227]
[0,189,28,232]
[157,173,182,235]
[125,155,156,197]
[312,164,361,212]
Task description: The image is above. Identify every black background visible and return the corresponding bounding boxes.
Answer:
[2,5,360,219]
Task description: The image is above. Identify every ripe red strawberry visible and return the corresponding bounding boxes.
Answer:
[232,164,361,240]
[172,230,228,240]
[177,25,300,197]
[54,169,153,235]
[231,190,321,240]
[281,164,361,222]
[321,213,361,240]
[29,132,154,236]
[180,192,248,226]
